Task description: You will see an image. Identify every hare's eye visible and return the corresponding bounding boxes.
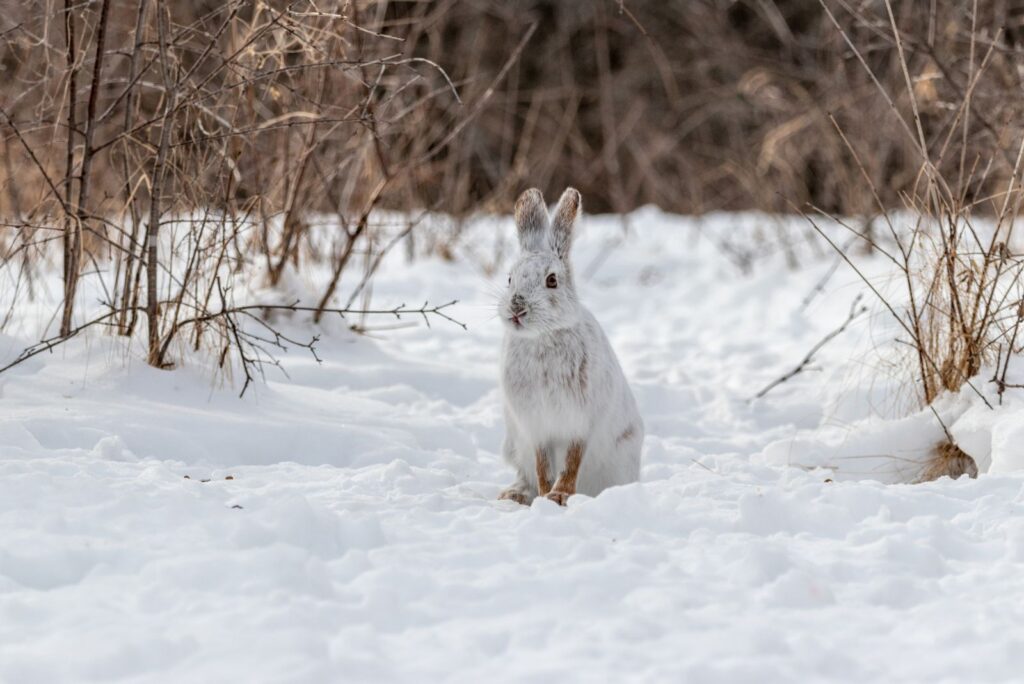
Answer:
[507,273,512,285]
[546,273,557,289]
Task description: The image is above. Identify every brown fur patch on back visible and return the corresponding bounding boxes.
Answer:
[616,424,636,444]
[575,354,589,397]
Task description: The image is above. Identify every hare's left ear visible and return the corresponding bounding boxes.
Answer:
[550,187,581,260]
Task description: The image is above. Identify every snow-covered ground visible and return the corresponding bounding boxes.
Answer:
[3,209,1024,682]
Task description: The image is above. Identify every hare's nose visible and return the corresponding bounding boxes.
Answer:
[510,294,526,311]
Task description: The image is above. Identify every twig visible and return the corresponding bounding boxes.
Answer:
[0,301,465,390]
[751,294,867,400]
[0,311,120,374]
[172,300,466,333]
[800,233,858,310]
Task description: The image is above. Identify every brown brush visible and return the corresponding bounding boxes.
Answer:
[918,441,978,483]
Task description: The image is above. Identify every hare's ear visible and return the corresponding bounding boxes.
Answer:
[514,188,549,251]
[550,187,581,260]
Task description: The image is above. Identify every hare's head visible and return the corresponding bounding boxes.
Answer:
[502,187,582,336]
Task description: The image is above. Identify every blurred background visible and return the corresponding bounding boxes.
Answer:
[2,1,1024,375]
[4,0,1024,221]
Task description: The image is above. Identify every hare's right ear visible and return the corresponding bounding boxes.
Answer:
[514,188,548,251]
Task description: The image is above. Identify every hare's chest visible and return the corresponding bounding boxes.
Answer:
[502,337,589,432]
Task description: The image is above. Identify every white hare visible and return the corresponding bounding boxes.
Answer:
[497,187,643,505]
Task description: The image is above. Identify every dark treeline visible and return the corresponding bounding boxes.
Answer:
[3,1,1024,220]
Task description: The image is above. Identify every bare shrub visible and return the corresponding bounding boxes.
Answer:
[803,1,1024,481]
[0,0,493,381]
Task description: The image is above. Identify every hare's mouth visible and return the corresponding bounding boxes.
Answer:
[508,310,527,328]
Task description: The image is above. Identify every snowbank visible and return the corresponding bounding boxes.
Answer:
[2,209,1024,682]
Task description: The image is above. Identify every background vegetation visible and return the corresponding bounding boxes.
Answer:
[2,1,1024,443]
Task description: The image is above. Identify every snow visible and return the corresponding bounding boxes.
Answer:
[3,208,1024,682]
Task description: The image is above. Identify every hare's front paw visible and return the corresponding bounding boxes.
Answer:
[498,488,530,505]
[545,490,571,506]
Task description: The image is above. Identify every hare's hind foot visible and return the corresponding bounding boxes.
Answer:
[497,487,531,505]
[545,440,585,506]
[545,490,571,506]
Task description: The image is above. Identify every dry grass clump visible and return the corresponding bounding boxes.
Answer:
[919,441,979,482]
[911,213,1024,406]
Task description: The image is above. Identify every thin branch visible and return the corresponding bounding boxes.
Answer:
[752,294,867,400]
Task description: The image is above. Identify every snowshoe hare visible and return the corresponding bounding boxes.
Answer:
[497,187,644,506]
